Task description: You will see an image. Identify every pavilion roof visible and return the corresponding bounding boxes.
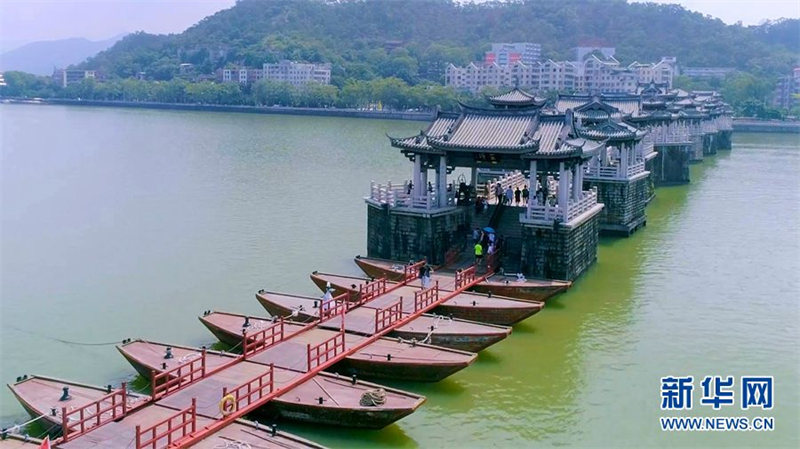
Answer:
[576,119,646,141]
[555,94,641,118]
[487,88,547,108]
[388,106,603,159]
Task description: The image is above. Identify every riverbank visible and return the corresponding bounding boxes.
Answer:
[733,118,800,133]
[4,98,800,133]
[0,97,436,122]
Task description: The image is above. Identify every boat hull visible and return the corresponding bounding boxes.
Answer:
[256,399,418,429]
[431,301,542,326]
[354,257,406,282]
[330,355,467,383]
[470,281,569,302]
[353,256,570,302]
[388,329,506,353]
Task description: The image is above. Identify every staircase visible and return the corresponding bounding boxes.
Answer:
[470,204,525,273]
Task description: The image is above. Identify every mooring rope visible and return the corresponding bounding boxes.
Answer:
[7,324,122,346]
[214,440,252,449]
[359,388,386,407]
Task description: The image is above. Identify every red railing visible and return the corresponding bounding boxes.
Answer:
[307,331,345,371]
[319,293,349,321]
[374,299,403,333]
[242,319,285,359]
[414,282,439,312]
[403,260,426,282]
[222,364,275,411]
[150,352,206,400]
[61,385,128,441]
[454,266,477,290]
[135,398,196,449]
[358,278,387,303]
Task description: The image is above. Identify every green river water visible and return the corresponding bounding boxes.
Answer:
[1,104,798,448]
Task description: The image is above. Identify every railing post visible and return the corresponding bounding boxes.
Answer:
[150,369,157,400]
[122,382,128,415]
[307,343,312,371]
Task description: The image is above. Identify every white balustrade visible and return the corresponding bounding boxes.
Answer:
[367,180,455,211]
[523,187,598,224]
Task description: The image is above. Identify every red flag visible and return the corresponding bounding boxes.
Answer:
[39,436,51,449]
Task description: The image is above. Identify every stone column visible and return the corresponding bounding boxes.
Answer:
[620,143,628,177]
[558,161,568,219]
[571,163,580,201]
[528,159,537,216]
[413,155,422,197]
[438,154,448,207]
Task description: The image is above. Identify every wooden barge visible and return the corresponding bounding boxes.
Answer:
[6,262,493,447]
[255,289,512,353]
[354,256,570,302]
[308,271,543,325]
[7,375,327,447]
[116,339,425,429]
[197,312,476,382]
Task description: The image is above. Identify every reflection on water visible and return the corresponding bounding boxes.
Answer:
[1,105,798,448]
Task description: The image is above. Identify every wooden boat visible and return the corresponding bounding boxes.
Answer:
[307,272,544,325]
[197,311,476,382]
[257,290,513,351]
[319,305,511,353]
[6,375,149,433]
[117,340,425,429]
[353,256,571,301]
[8,375,328,448]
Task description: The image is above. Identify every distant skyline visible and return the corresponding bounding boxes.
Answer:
[1,0,797,53]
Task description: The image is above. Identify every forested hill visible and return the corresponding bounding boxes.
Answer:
[81,0,798,83]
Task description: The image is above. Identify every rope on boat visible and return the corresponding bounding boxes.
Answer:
[179,352,202,363]
[6,324,122,347]
[214,441,252,449]
[359,388,386,407]
[3,413,48,437]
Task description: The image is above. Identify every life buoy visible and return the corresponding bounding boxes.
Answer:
[219,394,236,416]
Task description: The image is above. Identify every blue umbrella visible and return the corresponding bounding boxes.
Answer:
[483,227,495,233]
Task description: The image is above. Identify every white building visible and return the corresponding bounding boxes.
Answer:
[446,49,674,94]
[629,57,676,88]
[262,60,331,87]
[485,42,542,66]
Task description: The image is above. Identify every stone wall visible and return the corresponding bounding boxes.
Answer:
[654,144,691,185]
[519,213,599,281]
[586,175,648,235]
[367,204,469,264]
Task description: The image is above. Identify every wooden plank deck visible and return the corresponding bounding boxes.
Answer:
[245,328,366,372]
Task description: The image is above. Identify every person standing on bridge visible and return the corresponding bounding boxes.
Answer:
[514,186,521,205]
[419,263,433,289]
[505,186,513,205]
[321,284,334,312]
[474,241,484,265]
[522,185,530,205]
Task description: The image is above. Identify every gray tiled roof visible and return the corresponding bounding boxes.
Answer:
[488,88,546,106]
[434,113,536,149]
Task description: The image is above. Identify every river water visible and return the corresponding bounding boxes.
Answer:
[1,104,798,448]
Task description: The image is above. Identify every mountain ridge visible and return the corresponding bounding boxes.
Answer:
[1,34,126,76]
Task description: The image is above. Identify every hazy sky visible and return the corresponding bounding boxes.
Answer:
[1,0,798,51]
